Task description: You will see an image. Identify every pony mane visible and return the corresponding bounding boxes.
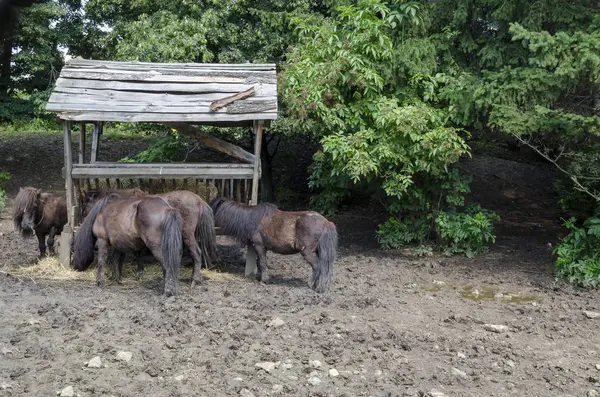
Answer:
[12,187,39,234]
[210,197,277,242]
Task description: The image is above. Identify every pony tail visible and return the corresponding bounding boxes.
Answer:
[197,202,218,268]
[161,208,183,296]
[73,196,110,270]
[311,222,338,293]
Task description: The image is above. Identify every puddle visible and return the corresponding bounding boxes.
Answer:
[460,285,539,304]
[420,282,540,305]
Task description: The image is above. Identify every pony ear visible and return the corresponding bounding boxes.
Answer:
[36,188,42,196]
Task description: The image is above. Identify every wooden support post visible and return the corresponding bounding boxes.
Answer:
[61,121,74,269]
[250,120,263,205]
[79,122,86,163]
[90,121,101,163]
[64,121,74,226]
[246,120,263,277]
[245,245,258,278]
[59,224,73,268]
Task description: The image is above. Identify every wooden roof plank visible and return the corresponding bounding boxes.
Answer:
[46,101,276,114]
[55,111,277,122]
[66,58,275,70]
[55,78,277,95]
[51,88,276,103]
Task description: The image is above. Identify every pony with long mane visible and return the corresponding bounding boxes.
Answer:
[73,195,183,296]
[210,197,338,293]
[12,187,67,258]
[82,189,217,287]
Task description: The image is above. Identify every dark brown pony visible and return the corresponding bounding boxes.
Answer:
[83,189,217,287]
[210,197,338,293]
[12,187,67,258]
[73,195,183,296]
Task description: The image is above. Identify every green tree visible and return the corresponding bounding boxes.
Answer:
[282,0,498,254]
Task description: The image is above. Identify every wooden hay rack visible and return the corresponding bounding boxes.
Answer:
[46,58,278,274]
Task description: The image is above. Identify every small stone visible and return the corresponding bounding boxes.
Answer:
[287,375,298,381]
[506,359,515,368]
[588,390,599,397]
[272,384,283,393]
[228,377,244,387]
[329,368,339,377]
[87,356,102,368]
[483,324,509,333]
[116,351,133,362]
[457,352,466,359]
[309,360,322,368]
[531,302,538,307]
[308,376,321,386]
[451,367,467,379]
[268,317,285,328]
[374,369,383,377]
[494,293,504,299]
[174,374,184,381]
[239,389,255,397]
[596,364,600,371]
[433,280,445,285]
[282,363,293,370]
[255,361,280,373]
[339,370,352,379]
[60,386,74,397]
[584,311,600,319]
[428,391,446,397]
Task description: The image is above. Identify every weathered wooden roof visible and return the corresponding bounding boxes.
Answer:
[45,58,278,125]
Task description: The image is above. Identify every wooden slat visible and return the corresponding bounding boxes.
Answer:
[77,162,252,168]
[54,78,277,95]
[50,91,277,105]
[71,164,254,179]
[45,100,276,114]
[65,58,275,70]
[52,88,276,105]
[63,66,276,78]
[60,70,276,84]
[54,111,277,122]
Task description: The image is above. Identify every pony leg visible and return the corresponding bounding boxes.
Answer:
[35,230,47,259]
[110,251,125,283]
[96,239,109,286]
[254,245,269,283]
[47,227,57,256]
[185,235,204,288]
[301,250,319,290]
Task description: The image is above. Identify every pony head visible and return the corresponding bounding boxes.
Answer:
[12,187,42,236]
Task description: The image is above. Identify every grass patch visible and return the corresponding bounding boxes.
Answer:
[0,120,153,141]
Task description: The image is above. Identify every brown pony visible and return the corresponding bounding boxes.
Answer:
[210,197,338,293]
[83,189,217,287]
[12,187,67,258]
[73,195,183,296]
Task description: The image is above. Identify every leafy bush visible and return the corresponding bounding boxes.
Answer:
[435,205,500,258]
[119,132,188,163]
[555,215,600,288]
[0,171,11,214]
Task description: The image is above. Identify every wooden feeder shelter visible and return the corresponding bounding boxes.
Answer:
[45,57,278,274]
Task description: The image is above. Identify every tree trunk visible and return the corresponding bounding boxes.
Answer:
[0,11,15,92]
[260,132,275,202]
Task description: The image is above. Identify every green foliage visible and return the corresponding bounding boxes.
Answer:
[555,215,600,288]
[435,204,500,258]
[119,132,187,163]
[0,171,11,214]
[283,0,496,254]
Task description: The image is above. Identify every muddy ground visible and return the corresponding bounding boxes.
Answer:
[1,133,600,397]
